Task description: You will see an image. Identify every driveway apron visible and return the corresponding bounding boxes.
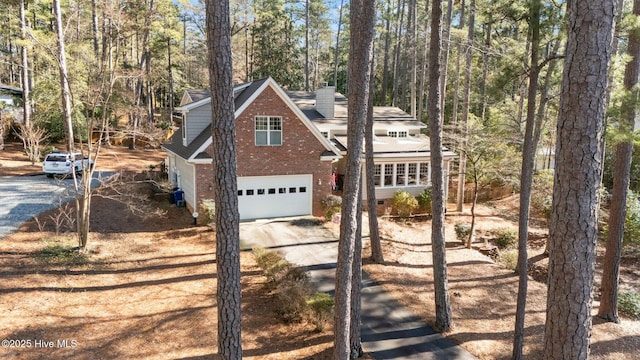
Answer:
[240,217,476,360]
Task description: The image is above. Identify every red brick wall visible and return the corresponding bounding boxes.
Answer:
[196,84,333,217]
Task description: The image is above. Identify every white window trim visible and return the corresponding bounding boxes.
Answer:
[255,115,283,146]
[375,162,431,188]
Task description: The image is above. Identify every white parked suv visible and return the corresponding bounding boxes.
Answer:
[42,151,94,178]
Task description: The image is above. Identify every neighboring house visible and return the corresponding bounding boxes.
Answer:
[287,86,456,209]
[162,77,342,221]
[163,77,456,221]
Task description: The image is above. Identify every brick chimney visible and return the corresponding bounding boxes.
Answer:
[315,83,335,119]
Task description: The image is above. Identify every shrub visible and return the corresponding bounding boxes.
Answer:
[498,250,518,271]
[321,195,342,221]
[306,292,334,332]
[392,190,418,217]
[454,223,471,241]
[493,228,517,249]
[200,199,215,225]
[618,291,640,320]
[417,188,432,214]
[252,248,316,324]
[274,281,309,323]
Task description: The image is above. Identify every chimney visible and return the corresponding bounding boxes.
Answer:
[315,83,335,119]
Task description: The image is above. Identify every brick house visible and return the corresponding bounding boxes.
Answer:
[162,77,341,220]
[163,77,456,221]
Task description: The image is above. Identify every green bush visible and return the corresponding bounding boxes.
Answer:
[494,228,517,249]
[618,291,640,320]
[417,188,432,214]
[392,190,418,217]
[306,292,334,332]
[498,250,518,271]
[454,223,471,241]
[321,195,342,221]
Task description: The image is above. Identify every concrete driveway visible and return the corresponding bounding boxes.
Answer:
[239,217,476,359]
[0,171,114,239]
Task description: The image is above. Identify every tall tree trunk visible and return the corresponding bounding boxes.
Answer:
[350,185,363,358]
[366,62,383,263]
[53,0,75,154]
[381,0,392,105]
[456,0,474,212]
[513,1,541,357]
[479,23,491,123]
[439,0,454,122]
[333,0,375,356]
[91,0,99,57]
[168,38,174,123]
[20,0,30,128]
[333,0,344,88]
[205,0,242,357]
[598,0,640,324]
[543,1,616,358]
[305,0,310,91]
[409,0,417,117]
[391,0,406,107]
[428,0,453,332]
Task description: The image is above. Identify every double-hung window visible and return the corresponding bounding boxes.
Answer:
[255,116,282,146]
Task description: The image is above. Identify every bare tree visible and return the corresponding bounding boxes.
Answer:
[543,0,616,358]
[598,0,640,324]
[427,0,453,332]
[456,0,475,212]
[205,0,242,357]
[513,1,541,357]
[333,0,375,356]
[15,122,47,164]
[19,0,30,128]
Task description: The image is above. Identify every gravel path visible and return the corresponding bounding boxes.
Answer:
[0,172,113,239]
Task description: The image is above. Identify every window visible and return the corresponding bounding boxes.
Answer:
[384,164,394,186]
[257,189,265,195]
[419,162,430,185]
[268,188,276,194]
[396,163,406,186]
[388,130,408,138]
[289,187,297,193]
[374,164,381,187]
[247,189,254,195]
[279,188,286,194]
[299,187,307,193]
[238,190,243,196]
[255,116,282,146]
[408,163,417,185]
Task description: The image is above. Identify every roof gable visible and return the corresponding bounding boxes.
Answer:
[164,78,341,161]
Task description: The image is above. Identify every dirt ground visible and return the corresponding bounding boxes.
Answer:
[1,141,639,359]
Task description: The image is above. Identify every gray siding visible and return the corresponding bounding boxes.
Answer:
[186,104,212,144]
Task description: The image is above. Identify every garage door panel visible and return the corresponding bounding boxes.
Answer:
[238,175,312,220]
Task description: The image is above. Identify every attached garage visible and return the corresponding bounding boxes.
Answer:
[237,174,313,220]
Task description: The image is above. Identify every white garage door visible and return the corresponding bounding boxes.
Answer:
[237,174,313,220]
